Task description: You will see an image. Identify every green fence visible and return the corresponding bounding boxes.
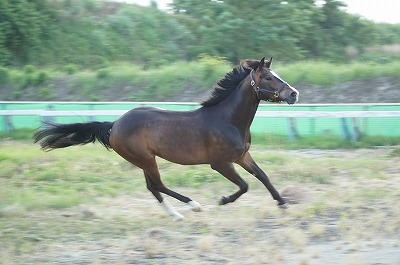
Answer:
[256,104,400,139]
[1,102,400,139]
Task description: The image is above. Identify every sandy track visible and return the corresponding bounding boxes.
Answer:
[1,148,400,264]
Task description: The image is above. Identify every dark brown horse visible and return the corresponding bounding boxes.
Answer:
[34,57,299,220]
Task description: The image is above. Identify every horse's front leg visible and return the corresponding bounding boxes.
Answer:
[236,152,286,207]
[211,162,248,205]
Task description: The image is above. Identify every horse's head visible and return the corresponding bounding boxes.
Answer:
[244,57,299,105]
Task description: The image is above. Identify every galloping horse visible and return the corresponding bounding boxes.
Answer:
[34,57,299,220]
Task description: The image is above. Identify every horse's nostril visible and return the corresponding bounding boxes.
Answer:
[290,91,297,98]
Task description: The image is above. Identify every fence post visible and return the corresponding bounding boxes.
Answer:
[5,116,14,133]
[288,117,299,141]
[2,104,15,133]
[352,118,361,142]
[340,118,352,141]
[44,104,54,123]
[1,104,5,132]
[310,106,315,136]
[88,104,94,122]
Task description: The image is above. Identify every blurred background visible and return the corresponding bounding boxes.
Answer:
[1,0,400,101]
[1,0,400,145]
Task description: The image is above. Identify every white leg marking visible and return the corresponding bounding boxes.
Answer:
[188,200,202,212]
[161,199,184,221]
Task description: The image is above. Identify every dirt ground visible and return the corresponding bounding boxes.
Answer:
[1,148,400,265]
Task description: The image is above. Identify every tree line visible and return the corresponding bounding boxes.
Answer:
[1,0,399,68]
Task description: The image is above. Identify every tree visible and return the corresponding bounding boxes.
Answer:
[171,0,317,61]
[0,0,56,65]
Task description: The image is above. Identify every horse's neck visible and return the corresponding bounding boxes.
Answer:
[221,78,260,132]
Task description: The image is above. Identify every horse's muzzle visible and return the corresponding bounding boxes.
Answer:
[285,90,299,105]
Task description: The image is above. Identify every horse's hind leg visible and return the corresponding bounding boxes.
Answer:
[158,185,202,212]
[145,173,184,221]
[144,163,202,219]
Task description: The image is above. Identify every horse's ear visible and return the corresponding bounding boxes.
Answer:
[265,57,273,69]
[241,59,260,71]
[258,57,266,70]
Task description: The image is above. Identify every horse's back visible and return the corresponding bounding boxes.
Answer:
[110,106,212,164]
[113,106,198,133]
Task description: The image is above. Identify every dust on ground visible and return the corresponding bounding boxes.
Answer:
[1,149,400,265]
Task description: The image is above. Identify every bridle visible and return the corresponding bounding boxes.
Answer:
[249,69,287,101]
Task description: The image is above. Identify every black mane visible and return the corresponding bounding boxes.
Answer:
[201,62,253,107]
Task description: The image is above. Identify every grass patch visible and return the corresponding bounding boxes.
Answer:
[0,138,398,213]
[275,61,400,85]
[0,140,399,264]
[252,133,400,149]
[2,60,400,101]
[389,147,400,157]
[9,190,83,210]
[0,129,36,141]
[160,164,223,188]
[0,143,146,211]
[351,188,388,201]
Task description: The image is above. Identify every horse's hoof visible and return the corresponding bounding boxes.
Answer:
[173,214,185,222]
[218,196,228,205]
[278,202,288,209]
[188,200,202,212]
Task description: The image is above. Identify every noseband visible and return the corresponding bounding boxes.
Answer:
[249,69,287,100]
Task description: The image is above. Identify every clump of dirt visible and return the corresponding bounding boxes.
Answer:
[281,186,311,204]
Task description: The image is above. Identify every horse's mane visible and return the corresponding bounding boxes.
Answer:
[201,59,259,107]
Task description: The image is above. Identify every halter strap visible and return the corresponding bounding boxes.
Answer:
[249,69,287,100]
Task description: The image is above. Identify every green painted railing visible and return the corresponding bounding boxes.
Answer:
[1,102,400,139]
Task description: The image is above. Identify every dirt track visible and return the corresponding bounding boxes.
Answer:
[1,148,400,265]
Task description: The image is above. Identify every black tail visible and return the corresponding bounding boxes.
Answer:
[34,121,115,151]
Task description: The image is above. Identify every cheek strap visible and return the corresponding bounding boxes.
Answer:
[249,69,287,99]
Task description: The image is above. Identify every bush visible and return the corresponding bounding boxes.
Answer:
[96,68,110,79]
[19,75,33,90]
[64,64,79,75]
[0,67,9,84]
[23,65,36,74]
[86,55,109,69]
[199,54,229,80]
[12,90,22,99]
[34,71,49,85]
[38,86,55,100]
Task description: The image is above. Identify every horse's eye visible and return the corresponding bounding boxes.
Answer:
[265,76,272,81]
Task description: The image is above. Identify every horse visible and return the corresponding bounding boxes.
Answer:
[34,57,299,221]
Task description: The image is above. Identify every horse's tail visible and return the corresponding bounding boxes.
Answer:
[34,121,115,151]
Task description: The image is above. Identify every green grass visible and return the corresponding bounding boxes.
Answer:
[5,190,83,211]
[275,61,400,85]
[2,59,400,101]
[0,143,145,210]
[251,133,400,149]
[1,139,398,212]
[389,147,400,157]
[0,140,399,264]
[3,129,400,150]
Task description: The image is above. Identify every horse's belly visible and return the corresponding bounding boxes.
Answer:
[153,138,210,165]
